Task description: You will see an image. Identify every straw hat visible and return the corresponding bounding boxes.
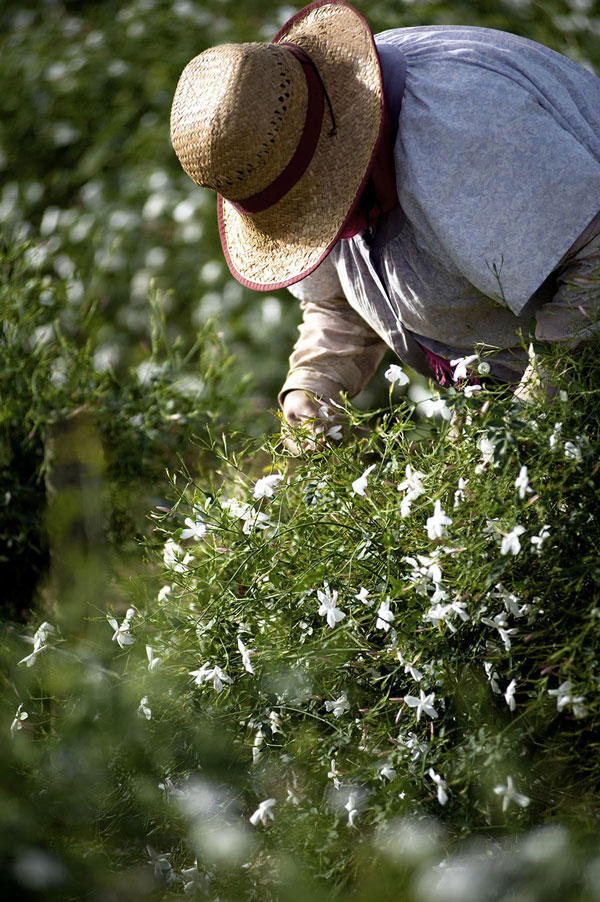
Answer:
[170,0,384,291]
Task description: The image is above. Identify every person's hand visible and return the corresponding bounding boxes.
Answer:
[281,390,343,454]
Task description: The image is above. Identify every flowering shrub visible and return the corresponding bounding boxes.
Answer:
[2,0,600,898]
[0,233,244,616]
[4,334,600,899]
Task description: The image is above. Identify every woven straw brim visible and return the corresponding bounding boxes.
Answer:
[218,0,383,291]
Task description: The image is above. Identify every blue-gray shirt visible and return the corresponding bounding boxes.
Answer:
[288,26,600,381]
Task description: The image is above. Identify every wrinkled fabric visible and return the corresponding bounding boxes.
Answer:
[280,26,600,404]
[384,25,600,311]
[535,233,600,345]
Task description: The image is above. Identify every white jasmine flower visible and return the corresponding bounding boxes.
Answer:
[18,646,49,668]
[146,644,162,670]
[286,786,301,805]
[398,465,427,517]
[405,552,443,589]
[157,585,171,602]
[450,599,470,621]
[423,603,453,629]
[314,403,341,436]
[138,696,152,720]
[180,516,207,541]
[463,384,482,398]
[564,440,582,462]
[425,597,469,634]
[430,584,449,604]
[428,768,448,805]
[492,583,522,616]
[514,466,533,500]
[147,845,176,882]
[158,778,186,803]
[181,863,204,894]
[400,488,420,518]
[10,704,28,735]
[325,423,343,440]
[397,464,426,496]
[327,759,341,789]
[253,474,283,499]
[423,597,468,633]
[400,488,424,517]
[375,599,395,632]
[354,586,373,606]
[379,763,397,782]
[530,525,551,553]
[494,776,530,812]
[397,651,423,682]
[317,585,346,628]
[385,364,410,386]
[325,693,350,718]
[237,636,255,674]
[33,621,55,648]
[404,689,438,722]
[347,809,359,828]
[108,608,136,649]
[249,798,276,826]
[298,620,313,637]
[481,613,519,651]
[549,422,562,450]
[426,500,452,540]
[242,509,273,534]
[252,727,264,764]
[504,679,517,712]
[453,477,468,509]
[477,435,496,470]
[269,710,283,734]
[221,497,251,518]
[484,662,502,695]
[500,524,526,556]
[548,680,587,717]
[352,463,376,496]
[18,621,56,667]
[189,663,233,694]
[345,791,359,827]
[450,354,478,381]
[221,496,274,533]
[163,539,191,573]
[401,732,428,761]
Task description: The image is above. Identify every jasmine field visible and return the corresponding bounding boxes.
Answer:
[5,313,600,899]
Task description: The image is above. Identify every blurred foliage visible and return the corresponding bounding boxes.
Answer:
[3,337,600,900]
[0,234,246,617]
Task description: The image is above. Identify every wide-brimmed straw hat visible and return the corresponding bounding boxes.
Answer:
[170,0,384,291]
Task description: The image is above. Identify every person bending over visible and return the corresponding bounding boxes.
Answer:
[170,0,600,443]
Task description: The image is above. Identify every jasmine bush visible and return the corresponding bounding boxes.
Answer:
[4,330,600,900]
[0,233,244,617]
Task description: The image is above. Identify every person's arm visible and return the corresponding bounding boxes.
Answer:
[280,294,388,403]
[279,294,388,445]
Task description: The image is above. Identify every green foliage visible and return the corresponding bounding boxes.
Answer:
[2,0,600,898]
[0,233,245,616]
[4,340,600,899]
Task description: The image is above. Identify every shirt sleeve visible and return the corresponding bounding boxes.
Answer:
[278,255,388,406]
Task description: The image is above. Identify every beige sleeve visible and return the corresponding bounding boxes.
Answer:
[534,232,600,347]
[278,295,388,407]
